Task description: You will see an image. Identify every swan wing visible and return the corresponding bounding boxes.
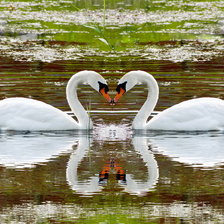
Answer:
[0,97,79,131]
[147,97,224,131]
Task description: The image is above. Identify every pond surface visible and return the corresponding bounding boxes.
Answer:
[0,0,224,223]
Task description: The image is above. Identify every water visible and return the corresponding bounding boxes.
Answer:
[0,0,224,223]
[1,130,224,223]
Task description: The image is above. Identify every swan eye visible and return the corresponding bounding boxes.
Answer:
[116,81,127,94]
[98,81,109,93]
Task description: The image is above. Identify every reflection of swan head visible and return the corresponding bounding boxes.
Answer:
[66,132,159,196]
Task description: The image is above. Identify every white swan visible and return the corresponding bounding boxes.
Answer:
[114,71,224,131]
[0,71,111,131]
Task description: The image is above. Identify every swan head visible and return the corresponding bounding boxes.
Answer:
[80,71,112,103]
[114,71,139,103]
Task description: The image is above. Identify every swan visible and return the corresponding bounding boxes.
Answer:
[0,71,111,131]
[114,70,224,131]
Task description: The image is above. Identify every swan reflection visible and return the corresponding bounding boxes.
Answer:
[145,131,224,167]
[66,135,104,195]
[66,128,159,196]
[98,158,127,186]
[124,136,159,195]
[0,131,76,168]
[2,127,222,197]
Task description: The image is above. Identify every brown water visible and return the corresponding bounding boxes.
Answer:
[1,58,224,224]
[0,0,224,223]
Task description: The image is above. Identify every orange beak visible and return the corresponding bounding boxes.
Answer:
[113,88,126,103]
[100,88,112,103]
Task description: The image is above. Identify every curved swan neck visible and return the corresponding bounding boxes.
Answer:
[133,72,159,129]
[66,74,92,129]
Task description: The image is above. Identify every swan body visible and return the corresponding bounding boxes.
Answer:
[0,71,111,131]
[146,97,224,131]
[0,97,80,131]
[114,71,224,131]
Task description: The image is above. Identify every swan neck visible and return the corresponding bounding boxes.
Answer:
[66,75,92,129]
[133,74,159,129]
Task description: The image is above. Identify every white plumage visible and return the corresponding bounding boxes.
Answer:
[115,71,224,131]
[0,71,110,131]
[147,97,224,131]
[0,97,78,131]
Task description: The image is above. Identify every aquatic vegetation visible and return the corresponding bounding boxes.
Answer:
[0,0,223,62]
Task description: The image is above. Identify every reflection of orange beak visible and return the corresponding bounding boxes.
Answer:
[114,88,126,103]
[100,88,112,103]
